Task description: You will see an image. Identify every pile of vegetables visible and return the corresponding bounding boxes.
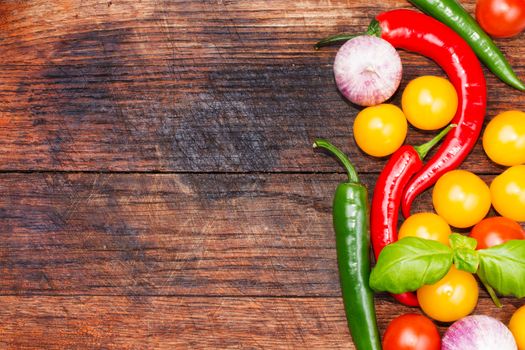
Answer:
[313,0,525,349]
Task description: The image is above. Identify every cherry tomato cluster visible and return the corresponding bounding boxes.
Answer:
[428,110,525,228]
[353,76,457,157]
[409,129,525,327]
[381,129,525,349]
[363,82,525,349]
[352,74,525,347]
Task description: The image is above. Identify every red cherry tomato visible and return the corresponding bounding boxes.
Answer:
[476,0,525,38]
[382,314,441,350]
[470,216,525,249]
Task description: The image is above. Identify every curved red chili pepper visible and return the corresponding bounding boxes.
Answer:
[371,126,454,307]
[371,145,421,307]
[371,9,486,217]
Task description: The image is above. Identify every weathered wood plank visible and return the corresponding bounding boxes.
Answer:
[0,172,519,296]
[0,296,520,349]
[0,172,352,296]
[0,0,521,172]
[0,0,523,348]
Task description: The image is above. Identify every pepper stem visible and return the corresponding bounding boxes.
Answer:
[413,124,456,160]
[314,19,382,49]
[313,139,360,183]
[315,33,360,49]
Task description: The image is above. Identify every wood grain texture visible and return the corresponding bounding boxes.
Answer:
[0,0,522,172]
[0,172,359,296]
[0,172,520,297]
[0,296,521,350]
[0,0,524,348]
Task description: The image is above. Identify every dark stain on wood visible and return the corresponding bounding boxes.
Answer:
[34,26,138,166]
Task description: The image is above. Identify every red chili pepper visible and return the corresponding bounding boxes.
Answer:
[371,126,454,307]
[374,10,487,217]
[316,9,487,217]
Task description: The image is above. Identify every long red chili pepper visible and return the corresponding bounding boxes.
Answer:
[316,9,487,217]
[378,10,487,217]
[371,125,454,307]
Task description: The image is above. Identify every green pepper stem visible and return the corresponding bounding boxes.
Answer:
[478,274,503,308]
[315,33,360,49]
[413,124,456,160]
[314,19,382,49]
[313,139,360,183]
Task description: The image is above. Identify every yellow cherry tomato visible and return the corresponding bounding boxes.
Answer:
[398,212,452,246]
[483,110,525,166]
[509,305,525,350]
[353,104,407,157]
[490,165,525,222]
[432,170,491,228]
[417,266,479,323]
[402,76,458,130]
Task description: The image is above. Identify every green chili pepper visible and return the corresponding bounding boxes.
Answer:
[409,0,525,91]
[313,139,381,350]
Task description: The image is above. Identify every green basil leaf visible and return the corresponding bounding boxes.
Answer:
[454,248,479,273]
[449,233,477,250]
[370,237,453,294]
[449,233,479,273]
[478,240,525,298]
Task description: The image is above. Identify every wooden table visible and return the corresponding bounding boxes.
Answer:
[0,0,523,348]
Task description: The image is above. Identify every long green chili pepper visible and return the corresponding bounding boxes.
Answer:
[408,0,525,91]
[313,139,381,350]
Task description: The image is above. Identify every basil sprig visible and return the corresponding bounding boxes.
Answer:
[369,237,452,294]
[449,234,479,273]
[370,233,525,299]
